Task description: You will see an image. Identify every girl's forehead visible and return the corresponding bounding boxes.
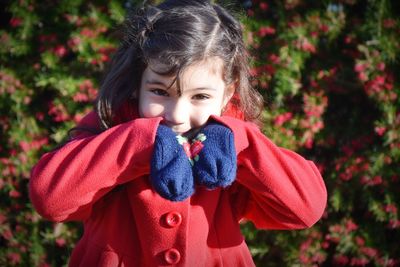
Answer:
[147,57,224,78]
[144,57,226,91]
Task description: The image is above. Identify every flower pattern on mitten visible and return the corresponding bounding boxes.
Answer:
[176,134,206,165]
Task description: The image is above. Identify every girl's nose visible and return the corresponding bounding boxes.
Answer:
[164,99,187,125]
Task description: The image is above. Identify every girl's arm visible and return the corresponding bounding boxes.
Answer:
[29,111,162,222]
[212,115,327,230]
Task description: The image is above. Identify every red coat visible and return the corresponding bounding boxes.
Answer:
[29,107,327,267]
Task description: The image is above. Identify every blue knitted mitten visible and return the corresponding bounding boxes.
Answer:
[192,123,237,189]
[150,124,195,201]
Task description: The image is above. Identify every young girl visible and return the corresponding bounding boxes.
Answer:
[29,0,327,266]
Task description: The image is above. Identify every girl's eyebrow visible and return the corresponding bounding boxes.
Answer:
[145,79,168,87]
[185,87,217,92]
[146,79,217,92]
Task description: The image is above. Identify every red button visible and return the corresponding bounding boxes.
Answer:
[164,248,181,264]
[165,211,182,227]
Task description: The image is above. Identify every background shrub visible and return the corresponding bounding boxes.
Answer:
[0,0,399,266]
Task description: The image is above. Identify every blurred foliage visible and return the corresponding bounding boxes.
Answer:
[0,0,399,266]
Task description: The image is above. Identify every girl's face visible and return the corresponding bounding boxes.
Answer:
[138,57,234,136]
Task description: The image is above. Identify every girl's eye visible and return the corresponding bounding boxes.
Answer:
[192,94,210,100]
[150,89,169,97]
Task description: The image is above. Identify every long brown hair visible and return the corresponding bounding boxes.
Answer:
[96,0,264,129]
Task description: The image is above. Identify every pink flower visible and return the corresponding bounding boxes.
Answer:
[38,34,57,43]
[274,112,293,126]
[7,252,21,264]
[312,252,326,263]
[258,26,276,37]
[99,26,108,33]
[268,54,280,64]
[2,163,16,176]
[358,72,368,82]
[24,96,32,105]
[350,257,369,266]
[9,190,21,198]
[79,79,93,90]
[311,120,324,132]
[321,241,329,249]
[300,238,312,250]
[334,255,349,265]
[56,238,66,247]
[385,204,397,214]
[344,35,353,44]
[75,79,97,102]
[319,24,329,32]
[73,92,89,102]
[388,219,400,229]
[68,36,81,48]
[19,153,28,164]
[36,112,45,121]
[383,19,396,28]
[326,233,340,243]
[263,64,275,75]
[361,175,383,186]
[80,28,96,38]
[20,141,30,152]
[310,31,318,38]
[361,247,378,258]
[304,137,313,149]
[374,126,386,136]
[354,63,367,72]
[100,53,109,62]
[31,138,49,150]
[10,17,22,27]
[299,254,311,264]
[48,102,70,122]
[355,236,365,246]
[288,21,302,28]
[300,39,316,53]
[377,62,385,71]
[2,229,13,240]
[345,219,358,232]
[53,45,67,57]
[374,75,385,86]
[372,175,383,185]
[249,67,259,76]
[259,2,268,10]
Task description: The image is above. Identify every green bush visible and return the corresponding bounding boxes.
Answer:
[0,0,399,266]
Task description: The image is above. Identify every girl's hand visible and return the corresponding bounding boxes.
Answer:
[150,124,195,201]
[151,122,237,201]
[191,122,237,189]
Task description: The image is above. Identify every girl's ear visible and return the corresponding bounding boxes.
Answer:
[223,83,235,107]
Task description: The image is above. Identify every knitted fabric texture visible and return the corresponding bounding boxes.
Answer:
[192,123,237,189]
[151,123,237,201]
[150,124,195,202]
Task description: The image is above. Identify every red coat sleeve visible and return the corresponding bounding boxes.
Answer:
[212,115,327,230]
[29,111,162,222]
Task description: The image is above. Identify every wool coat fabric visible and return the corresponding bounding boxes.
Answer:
[29,104,327,267]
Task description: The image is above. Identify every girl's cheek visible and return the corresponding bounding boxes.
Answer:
[140,103,165,118]
[193,108,220,128]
